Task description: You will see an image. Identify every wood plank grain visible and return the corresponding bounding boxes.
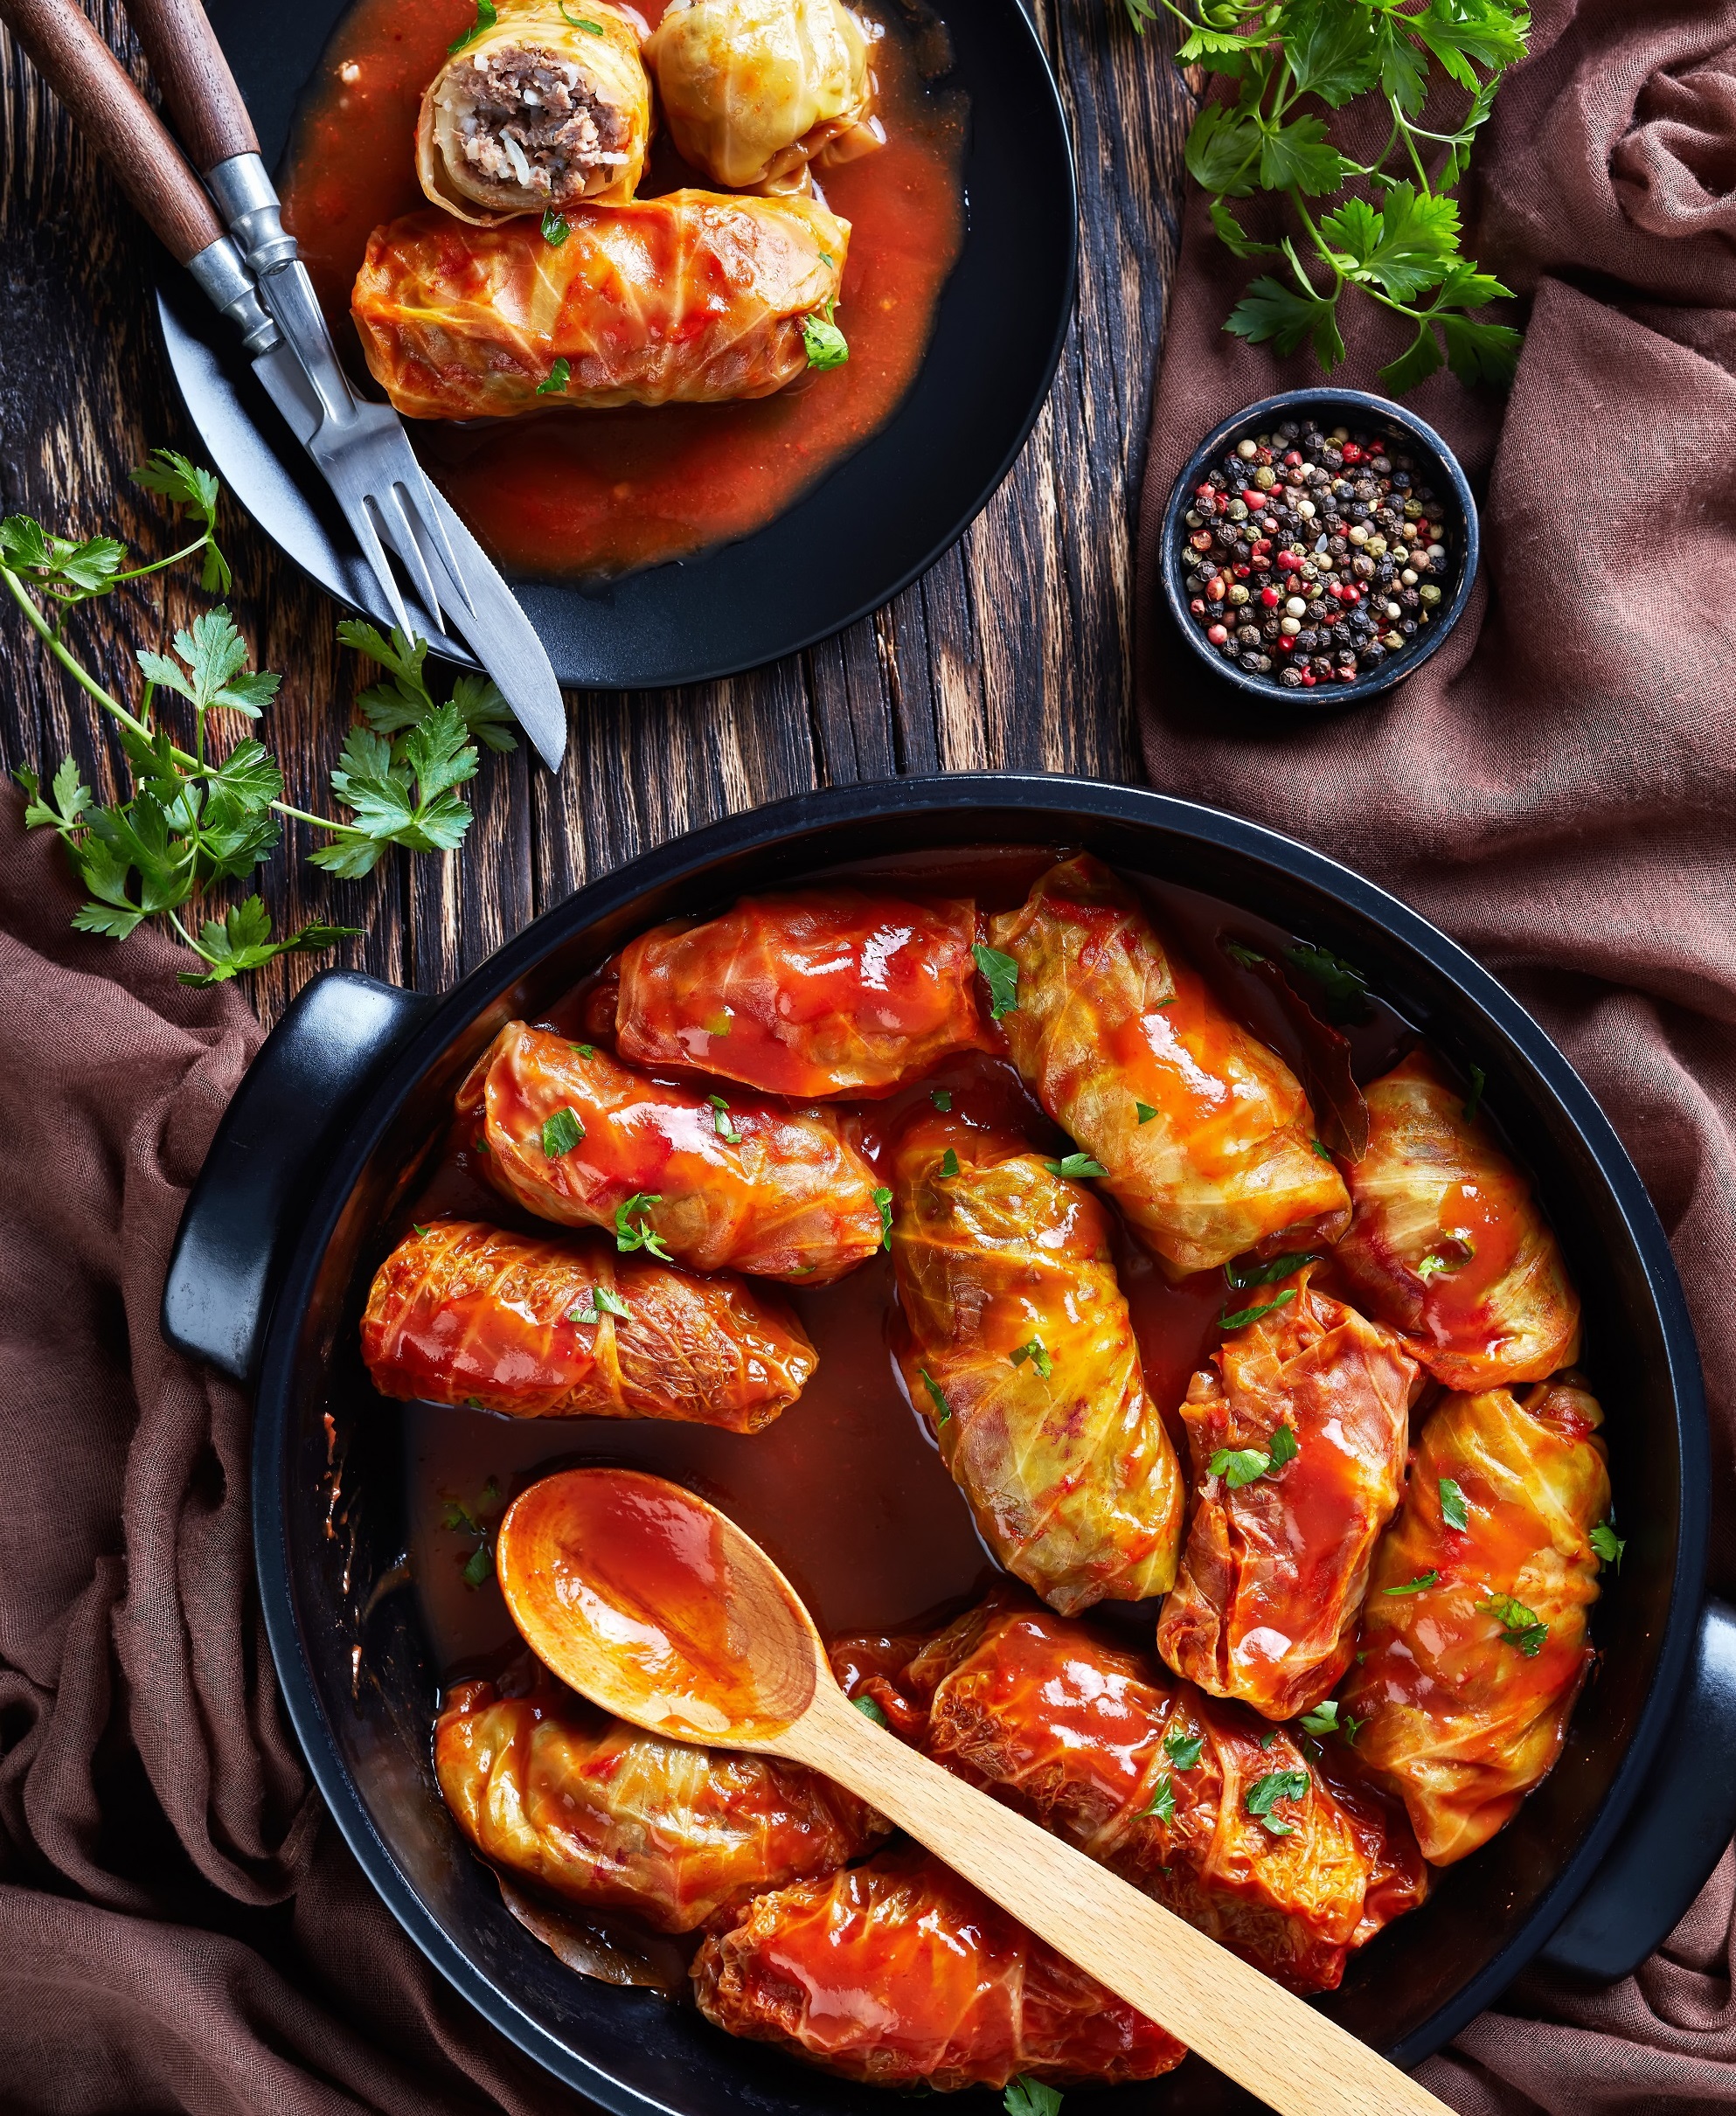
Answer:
[0,0,1192,1030]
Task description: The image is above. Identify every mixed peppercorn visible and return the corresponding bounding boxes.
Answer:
[1179,418,1455,690]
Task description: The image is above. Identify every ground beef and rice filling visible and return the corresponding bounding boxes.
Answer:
[453,44,633,201]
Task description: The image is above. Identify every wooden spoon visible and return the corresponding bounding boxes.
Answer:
[496,1466,1452,2116]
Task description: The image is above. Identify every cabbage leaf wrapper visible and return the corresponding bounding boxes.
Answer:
[1341,1378,1611,1863]
[416,0,652,223]
[615,885,990,1097]
[1334,1048,1582,1391]
[646,0,879,192]
[889,1110,1184,1613]
[353,195,849,418]
[1156,1266,1420,1719]
[435,1678,885,1932]
[691,1843,1186,2087]
[987,856,1351,1277]
[360,1218,815,1429]
[457,1022,884,1282]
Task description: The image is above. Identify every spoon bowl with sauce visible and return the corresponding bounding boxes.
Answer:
[497,1466,1452,2116]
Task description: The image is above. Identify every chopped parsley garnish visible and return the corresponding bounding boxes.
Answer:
[448,0,498,53]
[802,304,849,371]
[1045,1150,1108,1179]
[537,357,572,396]
[571,1042,595,1057]
[1463,1063,1488,1122]
[1299,1700,1363,1742]
[1417,1252,1453,1279]
[1245,1767,1309,1835]
[1224,1251,1317,1291]
[1135,1100,1157,1124]
[1208,1427,1297,1488]
[1311,1138,1332,1159]
[1382,1570,1439,1596]
[1219,1287,1297,1329]
[1004,2078,1063,2116]
[1439,1477,1470,1530]
[1223,940,1267,968]
[1010,1337,1052,1378]
[706,1093,742,1144]
[1163,1730,1205,1770]
[852,1695,890,1729]
[939,1148,960,1179]
[615,1192,672,1259]
[931,1087,952,1111]
[1484,1591,1548,1656]
[1267,1423,1300,1469]
[461,1543,494,1589]
[541,1106,584,1157]
[412,1223,430,1236]
[873,1185,893,1249]
[1284,941,1371,1022]
[973,943,1019,1020]
[1142,1774,1177,1825]
[559,2,607,24]
[1590,1521,1625,1571]
[568,1284,630,1325]
[917,1367,951,1425]
[541,207,570,246]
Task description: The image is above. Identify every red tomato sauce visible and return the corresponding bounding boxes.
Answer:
[279,0,966,579]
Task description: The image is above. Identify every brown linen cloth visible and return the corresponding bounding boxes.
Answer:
[0,791,573,2114]
[1136,1,1736,2109]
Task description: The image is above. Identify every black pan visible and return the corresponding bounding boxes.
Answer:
[163,776,1736,2113]
[156,0,1078,690]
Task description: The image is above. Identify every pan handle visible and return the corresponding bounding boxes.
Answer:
[1540,1596,1736,1982]
[162,970,436,1384]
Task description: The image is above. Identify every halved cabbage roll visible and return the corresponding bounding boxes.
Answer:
[873,1592,1426,1995]
[691,1845,1186,2088]
[416,0,650,223]
[1334,1049,1582,1391]
[435,1678,884,1931]
[614,887,990,1098]
[986,857,1351,1278]
[359,1218,815,1430]
[353,195,849,418]
[1340,1379,1611,1863]
[889,1111,1184,1613]
[646,0,878,193]
[1156,1267,1419,1718]
[457,1023,883,1283]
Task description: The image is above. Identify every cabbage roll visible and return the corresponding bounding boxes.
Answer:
[889,1111,1184,1613]
[1334,1049,1582,1391]
[691,1845,1186,2088]
[986,857,1351,1278]
[614,887,990,1098]
[359,1218,815,1430]
[353,195,849,419]
[435,1678,884,1931]
[646,0,878,193]
[883,1592,1425,1995]
[457,1023,883,1283]
[416,0,650,223]
[1340,1379,1611,1863]
[1156,1267,1419,1718]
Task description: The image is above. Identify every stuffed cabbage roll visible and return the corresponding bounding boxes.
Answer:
[457,1023,883,1282]
[889,1111,1184,1613]
[353,195,849,419]
[646,0,878,193]
[416,0,650,224]
[360,1219,815,1430]
[986,857,1351,1278]
[1156,1267,1419,1718]
[691,1845,1186,2088]
[882,1592,1425,1995]
[614,887,990,1098]
[1340,1379,1611,1863]
[435,1678,884,1930]
[1334,1049,1582,1391]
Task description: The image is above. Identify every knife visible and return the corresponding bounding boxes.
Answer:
[0,0,569,773]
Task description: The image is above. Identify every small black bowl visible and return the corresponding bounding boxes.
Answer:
[1157,386,1479,711]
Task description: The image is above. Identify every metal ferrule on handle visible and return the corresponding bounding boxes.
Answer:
[184,234,281,357]
[205,151,298,274]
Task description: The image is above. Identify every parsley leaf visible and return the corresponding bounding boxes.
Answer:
[448,0,498,54]
[1462,1063,1488,1122]
[615,1193,672,1260]
[132,447,231,592]
[542,1107,585,1157]
[568,1284,631,1324]
[1226,272,1346,371]
[973,942,1019,1020]
[874,1185,893,1249]
[1439,1477,1470,1530]
[802,309,849,371]
[1210,1446,1272,1490]
[1010,1337,1052,1378]
[1298,1700,1340,1736]
[538,357,573,397]
[1045,1150,1108,1179]
[1220,1287,1297,1330]
[706,1093,743,1144]
[931,1087,952,1111]
[852,1694,890,1729]
[1004,2080,1063,2116]
[1484,1591,1548,1655]
[1283,941,1371,1022]
[1258,114,1347,196]
[1383,1570,1439,1596]
[1142,1774,1177,1825]
[176,898,358,986]
[137,606,281,720]
[1267,1423,1300,1469]
[1135,1100,1158,1124]
[1246,1767,1309,1835]
[542,206,570,246]
[939,1148,960,1178]
[1164,1730,1205,1770]
[917,1367,952,1426]
[1590,1521,1625,1571]
[461,1542,495,1589]
[1224,1252,1317,1292]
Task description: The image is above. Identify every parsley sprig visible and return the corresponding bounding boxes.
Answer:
[1149,0,1527,392]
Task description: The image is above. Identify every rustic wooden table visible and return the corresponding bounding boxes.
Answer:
[0,0,1191,1029]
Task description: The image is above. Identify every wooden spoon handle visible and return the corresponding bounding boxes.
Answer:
[0,0,222,262]
[781,1688,1453,2116]
[115,0,257,172]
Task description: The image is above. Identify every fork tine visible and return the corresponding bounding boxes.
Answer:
[396,468,472,616]
[372,483,445,633]
[350,489,414,640]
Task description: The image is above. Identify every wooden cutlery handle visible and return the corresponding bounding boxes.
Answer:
[120,0,258,172]
[0,0,221,262]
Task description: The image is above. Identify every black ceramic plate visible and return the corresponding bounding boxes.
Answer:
[155,0,1078,690]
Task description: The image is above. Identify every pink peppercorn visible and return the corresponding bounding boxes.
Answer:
[1207,623,1229,645]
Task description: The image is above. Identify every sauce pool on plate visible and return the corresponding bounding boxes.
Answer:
[279,0,966,579]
